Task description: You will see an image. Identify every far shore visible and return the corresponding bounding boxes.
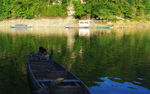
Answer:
[0,16,78,28]
[0,17,150,31]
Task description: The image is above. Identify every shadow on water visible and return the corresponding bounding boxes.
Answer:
[0,28,150,94]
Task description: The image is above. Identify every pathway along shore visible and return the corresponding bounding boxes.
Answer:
[0,17,149,31]
[0,16,78,28]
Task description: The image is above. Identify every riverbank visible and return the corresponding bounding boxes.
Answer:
[0,16,77,28]
[113,21,150,28]
[0,17,150,32]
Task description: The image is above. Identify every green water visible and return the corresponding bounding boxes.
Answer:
[0,29,150,94]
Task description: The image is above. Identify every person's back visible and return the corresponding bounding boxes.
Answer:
[44,53,49,60]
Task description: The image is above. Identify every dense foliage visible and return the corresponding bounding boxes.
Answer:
[73,0,150,20]
[1,0,150,20]
[0,0,69,20]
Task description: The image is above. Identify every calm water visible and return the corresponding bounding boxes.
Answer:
[0,28,150,94]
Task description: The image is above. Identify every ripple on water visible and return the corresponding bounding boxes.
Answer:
[90,77,150,94]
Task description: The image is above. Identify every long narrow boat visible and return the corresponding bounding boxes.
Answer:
[11,24,32,29]
[27,53,91,94]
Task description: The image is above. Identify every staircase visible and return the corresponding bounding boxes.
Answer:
[67,0,75,16]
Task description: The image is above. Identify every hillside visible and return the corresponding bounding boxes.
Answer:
[0,0,150,21]
[0,0,69,20]
[73,0,150,21]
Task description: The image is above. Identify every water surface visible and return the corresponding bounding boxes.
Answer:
[0,28,150,94]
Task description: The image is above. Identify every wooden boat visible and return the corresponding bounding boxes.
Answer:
[11,24,32,29]
[65,20,113,30]
[65,25,113,29]
[89,25,113,29]
[65,26,88,29]
[27,53,91,94]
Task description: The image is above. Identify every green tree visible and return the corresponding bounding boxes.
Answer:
[73,0,87,18]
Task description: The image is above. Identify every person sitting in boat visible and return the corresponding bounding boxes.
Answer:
[37,46,44,56]
[40,49,49,60]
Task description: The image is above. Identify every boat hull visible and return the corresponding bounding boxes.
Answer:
[27,53,91,94]
[11,26,32,29]
[65,25,113,29]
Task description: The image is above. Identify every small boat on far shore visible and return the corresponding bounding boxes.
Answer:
[65,26,88,29]
[89,25,113,29]
[65,25,113,29]
[65,20,113,29]
[11,24,32,29]
[27,53,91,94]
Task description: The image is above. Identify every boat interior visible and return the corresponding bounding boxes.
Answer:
[28,55,90,94]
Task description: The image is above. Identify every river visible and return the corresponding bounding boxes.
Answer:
[0,27,150,94]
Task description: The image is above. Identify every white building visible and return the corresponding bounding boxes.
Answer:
[79,20,90,27]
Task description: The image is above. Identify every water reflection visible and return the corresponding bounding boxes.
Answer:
[66,30,75,51]
[79,29,90,36]
[0,28,150,94]
[78,28,112,37]
[90,77,150,94]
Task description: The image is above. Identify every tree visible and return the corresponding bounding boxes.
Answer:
[73,0,87,18]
